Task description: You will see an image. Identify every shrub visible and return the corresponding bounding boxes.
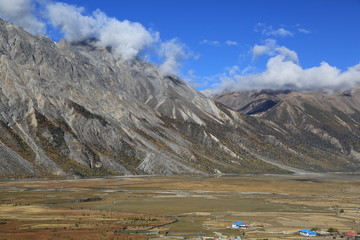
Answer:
[327,227,338,233]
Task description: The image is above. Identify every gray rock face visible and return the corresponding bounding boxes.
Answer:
[0,18,244,177]
[0,18,359,178]
[214,88,360,172]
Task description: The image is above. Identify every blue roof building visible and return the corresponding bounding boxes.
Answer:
[299,229,317,236]
[231,222,247,229]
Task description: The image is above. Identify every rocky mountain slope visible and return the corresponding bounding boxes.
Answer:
[0,18,359,178]
[214,88,360,172]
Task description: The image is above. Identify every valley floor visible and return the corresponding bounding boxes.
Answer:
[0,174,359,240]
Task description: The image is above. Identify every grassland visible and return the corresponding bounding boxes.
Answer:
[0,174,359,240]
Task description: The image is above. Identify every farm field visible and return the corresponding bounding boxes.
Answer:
[0,174,359,240]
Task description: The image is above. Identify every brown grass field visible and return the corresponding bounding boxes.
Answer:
[0,174,359,239]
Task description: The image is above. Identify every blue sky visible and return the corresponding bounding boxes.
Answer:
[1,0,360,91]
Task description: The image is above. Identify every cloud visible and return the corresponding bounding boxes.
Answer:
[271,28,293,37]
[199,39,220,46]
[255,23,294,37]
[252,39,298,63]
[183,70,209,89]
[0,0,45,34]
[298,28,311,34]
[0,0,196,73]
[218,54,360,92]
[200,40,239,47]
[252,39,277,59]
[225,40,238,46]
[46,3,98,41]
[159,38,190,75]
[45,2,157,60]
[276,46,299,64]
[96,18,157,60]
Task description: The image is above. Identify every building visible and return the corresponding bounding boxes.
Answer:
[231,222,246,229]
[299,229,317,237]
[344,232,357,239]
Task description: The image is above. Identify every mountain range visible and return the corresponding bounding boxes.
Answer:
[0,18,359,178]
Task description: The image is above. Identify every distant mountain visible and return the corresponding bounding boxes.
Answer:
[214,88,360,172]
[0,18,359,178]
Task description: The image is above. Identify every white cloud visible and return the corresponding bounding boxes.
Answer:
[252,39,298,63]
[298,28,311,34]
[183,70,209,89]
[255,23,294,37]
[218,53,360,91]
[271,27,293,37]
[0,0,194,72]
[252,39,276,59]
[0,0,45,34]
[159,38,190,75]
[46,3,98,41]
[200,40,239,47]
[0,0,199,78]
[96,18,157,60]
[225,40,238,46]
[276,46,299,64]
[199,39,220,46]
[45,2,157,60]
